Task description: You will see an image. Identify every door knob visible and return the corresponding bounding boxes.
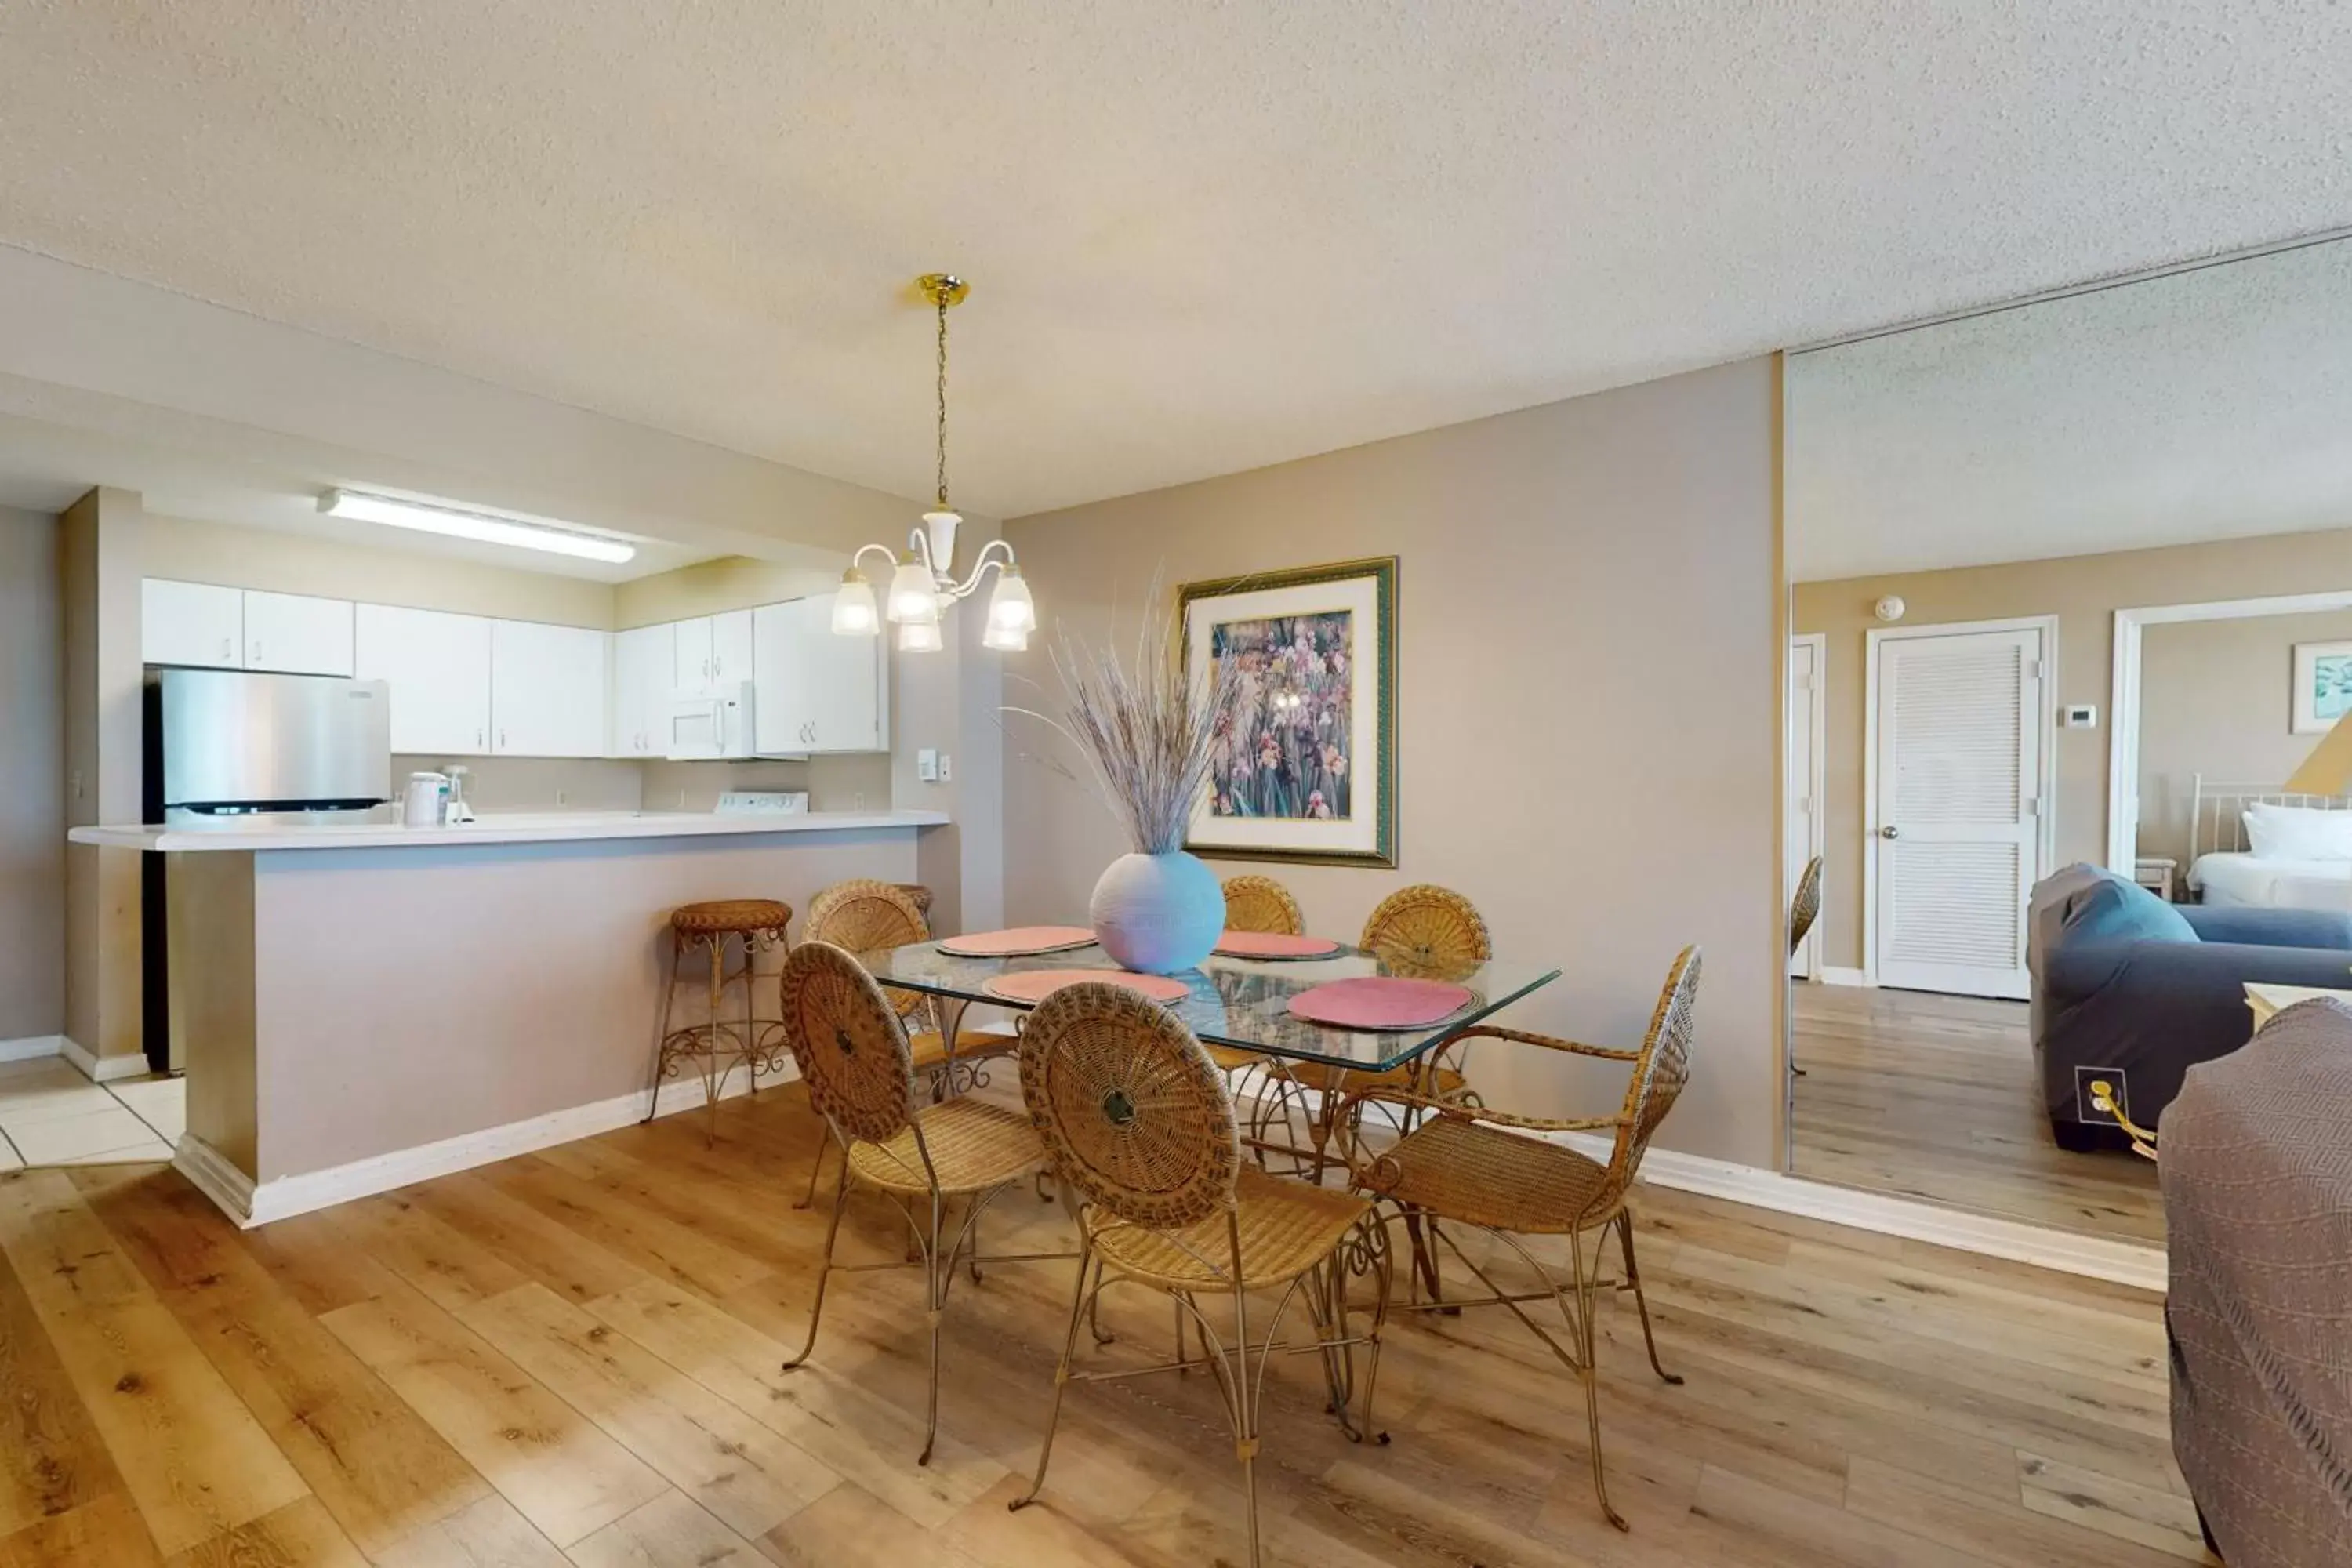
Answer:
[1879,825,1900,840]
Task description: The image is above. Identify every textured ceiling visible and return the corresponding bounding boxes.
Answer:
[2,3,2349,519]
[1787,237,2352,580]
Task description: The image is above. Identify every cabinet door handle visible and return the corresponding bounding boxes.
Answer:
[220,637,233,659]
[250,641,263,663]
[477,728,485,748]
[499,730,506,749]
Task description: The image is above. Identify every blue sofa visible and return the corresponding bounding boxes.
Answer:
[2028,864,2352,1150]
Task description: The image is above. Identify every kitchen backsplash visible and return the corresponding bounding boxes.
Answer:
[392,752,895,814]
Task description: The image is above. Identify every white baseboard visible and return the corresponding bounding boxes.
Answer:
[180,1059,800,1229]
[1818,967,1876,988]
[60,1036,152,1083]
[0,1035,64,1065]
[1552,1131,2165,1293]
[1236,1077,2163,1293]
[172,1133,259,1225]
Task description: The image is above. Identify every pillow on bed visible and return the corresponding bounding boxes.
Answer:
[2243,801,2352,861]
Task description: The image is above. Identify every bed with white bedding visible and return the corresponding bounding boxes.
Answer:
[2184,783,2352,909]
[2189,852,2352,910]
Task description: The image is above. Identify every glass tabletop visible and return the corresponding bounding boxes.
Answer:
[863,940,1562,1073]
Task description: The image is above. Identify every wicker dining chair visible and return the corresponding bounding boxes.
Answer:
[1786,856,1822,1080]
[1788,855,1822,960]
[1259,884,1494,1181]
[1008,982,1392,1568]
[1221,874,1305,938]
[1207,874,1308,1143]
[775,941,1064,1465]
[1345,945,1700,1532]
[795,879,1018,1205]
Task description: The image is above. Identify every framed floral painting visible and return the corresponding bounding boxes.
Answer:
[1180,557,1398,866]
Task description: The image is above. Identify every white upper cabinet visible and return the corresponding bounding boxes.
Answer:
[241,590,354,676]
[145,581,353,676]
[609,623,673,757]
[491,620,609,758]
[753,593,886,754]
[671,610,754,696]
[355,604,492,755]
[142,579,245,669]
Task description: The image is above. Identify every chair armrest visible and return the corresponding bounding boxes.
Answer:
[1447,1025,1640,1062]
[1334,1083,1624,1136]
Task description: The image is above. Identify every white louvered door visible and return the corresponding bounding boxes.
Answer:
[1871,626,2043,999]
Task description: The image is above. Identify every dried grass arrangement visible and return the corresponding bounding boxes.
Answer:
[1007,586,1233,855]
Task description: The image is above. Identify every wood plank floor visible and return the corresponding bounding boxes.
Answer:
[1790,982,2167,1244]
[0,1080,2209,1566]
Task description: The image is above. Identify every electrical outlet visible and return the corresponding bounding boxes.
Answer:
[938,752,953,782]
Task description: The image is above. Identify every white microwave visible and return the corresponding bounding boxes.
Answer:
[666,681,757,760]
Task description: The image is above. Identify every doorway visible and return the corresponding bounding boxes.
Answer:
[1865,617,2054,1000]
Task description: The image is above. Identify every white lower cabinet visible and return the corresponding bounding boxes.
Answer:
[354,604,492,754]
[491,620,609,758]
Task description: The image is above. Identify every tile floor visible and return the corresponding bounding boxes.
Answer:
[0,1056,183,1168]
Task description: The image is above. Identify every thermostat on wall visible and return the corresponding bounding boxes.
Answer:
[2061,705,2098,729]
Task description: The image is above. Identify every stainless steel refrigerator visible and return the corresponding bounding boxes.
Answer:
[142,669,392,1069]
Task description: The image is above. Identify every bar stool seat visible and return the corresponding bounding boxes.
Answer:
[647,898,794,1138]
[673,898,792,937]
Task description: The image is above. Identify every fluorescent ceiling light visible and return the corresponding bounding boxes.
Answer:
[320,488,637,563]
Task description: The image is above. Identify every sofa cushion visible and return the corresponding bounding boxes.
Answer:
[2048,864,2198,946]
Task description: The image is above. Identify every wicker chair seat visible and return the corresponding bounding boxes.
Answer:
[671,898,792,936]
[845,1096,1047,1196]
[1370,1116,1619,1236]
[1087,1166,1369,1291]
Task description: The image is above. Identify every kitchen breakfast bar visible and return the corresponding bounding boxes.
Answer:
[67,810,949,1224]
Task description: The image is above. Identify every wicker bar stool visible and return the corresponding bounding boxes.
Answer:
[645,897,794,1139]
[793,880,1017,1208]
[1008,982,1392,1568]
[1344,946,1700,1532]
[1787,855,1822,1080]
[776,942,1065,1465]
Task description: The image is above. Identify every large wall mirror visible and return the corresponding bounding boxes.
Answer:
[1782,236,2352,1247]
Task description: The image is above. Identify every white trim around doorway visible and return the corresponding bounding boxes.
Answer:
[1860,614,2060,988]
[2106,588,2352,873]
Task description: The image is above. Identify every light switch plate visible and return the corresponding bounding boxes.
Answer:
[916,748,939,782]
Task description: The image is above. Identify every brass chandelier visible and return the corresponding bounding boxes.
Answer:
[832,274,1034,653]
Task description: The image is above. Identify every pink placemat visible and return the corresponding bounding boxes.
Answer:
[938,925,1099,958]
[983,968,1191,1005]
[1287,977,1475,1031]
[1212,931,1343,960]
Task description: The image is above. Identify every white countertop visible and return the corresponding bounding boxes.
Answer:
[69,808,949,852]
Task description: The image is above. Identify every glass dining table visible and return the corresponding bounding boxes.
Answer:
[862,938,1563,1178]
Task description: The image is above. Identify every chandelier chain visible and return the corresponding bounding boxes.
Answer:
[935,289,950,508]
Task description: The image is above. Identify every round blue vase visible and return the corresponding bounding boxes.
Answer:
[1089,850,1222,975]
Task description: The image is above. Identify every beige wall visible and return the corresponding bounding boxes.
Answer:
[1002,359,1784,1169]
[2137,608,2352,860]
[0,506,64,1041]
[143,513,616,627]
[1793,521,2352,969]
[613,553,842,628]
